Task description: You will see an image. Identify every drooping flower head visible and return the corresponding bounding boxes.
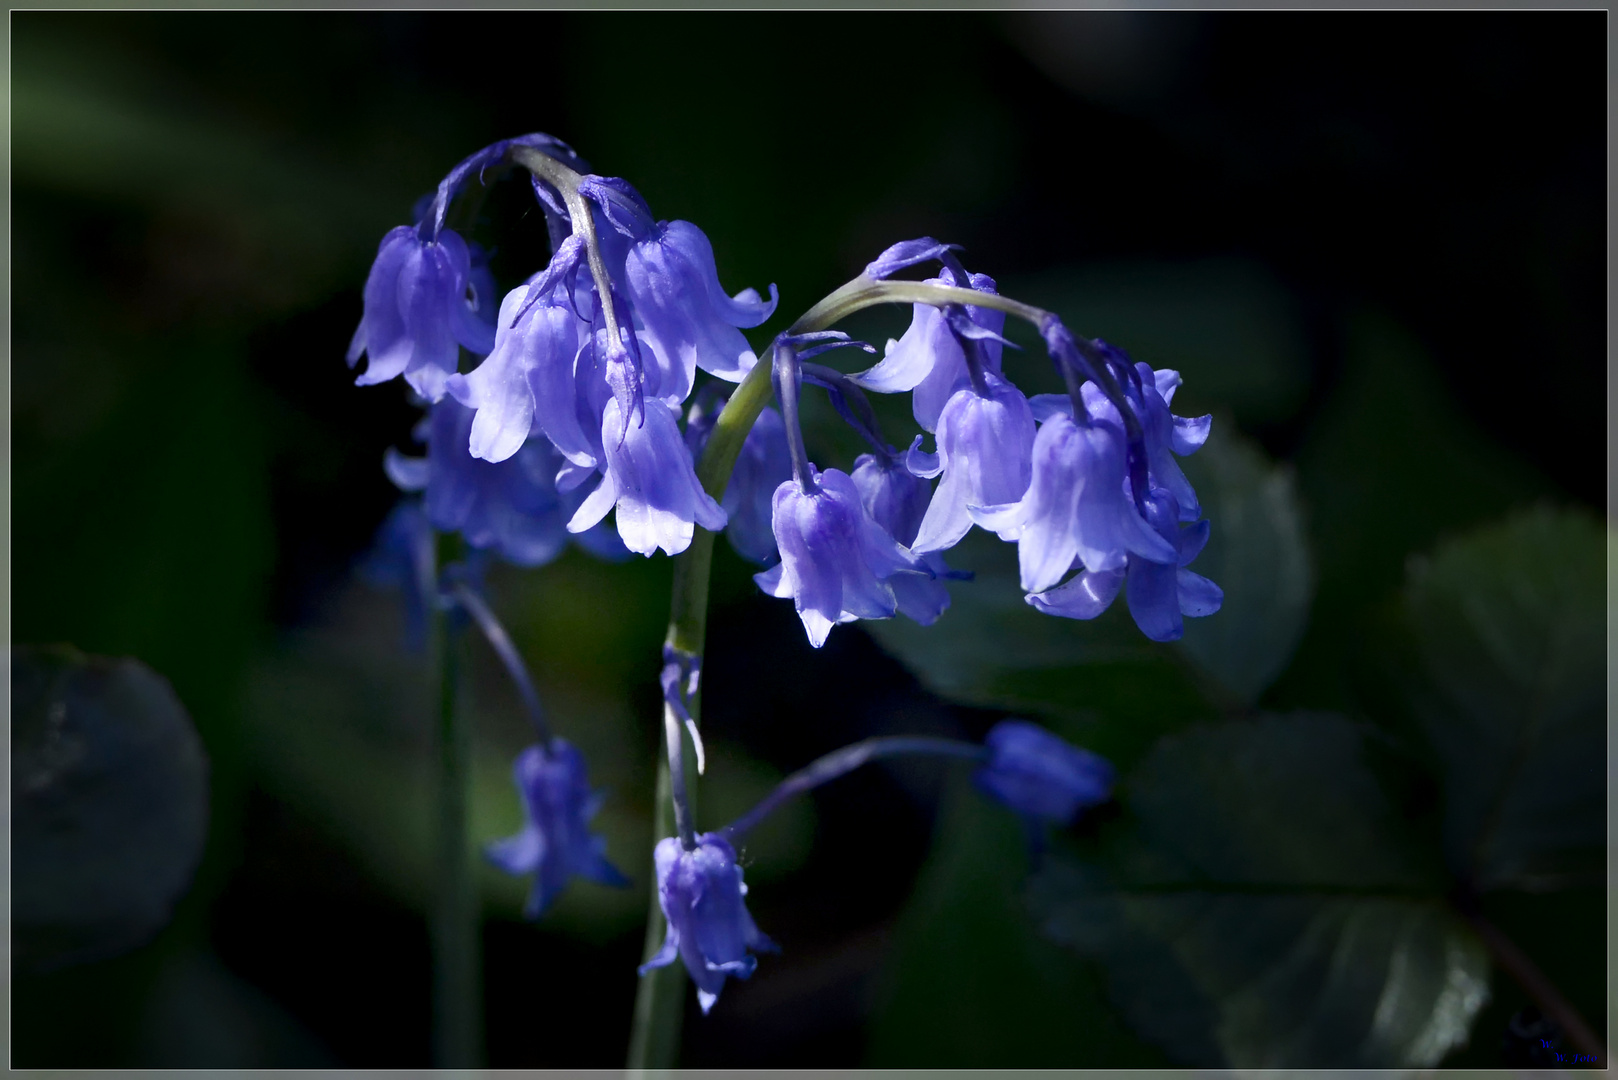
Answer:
[445,235,591,466]
[909,369,1037,555]
[850,451,957,627]
[354,136,778,561]
[486,739,629,918]
[567,394,728,558]
[347,226,496,402]
[1029,485,1222,642]
[755,465,930,648]
[973,720,1115,826]
[639,832,777,1014]
[347,133,584,403]
[970,405,1173,593]
[594,175,779,398]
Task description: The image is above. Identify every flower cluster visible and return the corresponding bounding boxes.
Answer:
[350,134,776,567]
[761,243,1222,646]
[345,134,1213,1027]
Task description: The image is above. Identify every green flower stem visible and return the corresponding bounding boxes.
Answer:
[626,733,687,1073]
[432,537,481,1068]
[511,144,626,355]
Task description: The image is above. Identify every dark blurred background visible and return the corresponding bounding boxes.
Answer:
[10,11,1604,1068]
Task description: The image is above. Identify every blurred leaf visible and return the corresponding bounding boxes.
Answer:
[866,530,1216,767]
[1176,421,1314,706]
[867,774,1168,1067]
[12,645,210,973]
[1030,713,1489,1069]
[1278,310,1548,708]
[1002,258,1313,426]
[1397,506,1606,892]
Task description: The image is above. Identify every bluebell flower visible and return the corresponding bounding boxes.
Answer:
[388,398,625,566]
[1081,356,1211,522]
[638,832,776,1014]
[850,451,955,626]
[721,407,793,565]
[970,408,1173,593]
[567,393,727,558]
[347,226,497,402]
[486,739,629,918]
[851,268,1006,432]
[909,370,1037,554]
[684,392,793,565]
[973,720,1114,825]
[446,235,591,465]
[1028,487,1222,642]
[755,466,930,648]
[582,176,778,400]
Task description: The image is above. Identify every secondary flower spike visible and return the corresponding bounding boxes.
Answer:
[639,832,777,1014]
[973,720,1114,826]
[486,740,629,918]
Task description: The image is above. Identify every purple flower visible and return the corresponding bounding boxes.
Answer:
[754,466,930,648]
[1029,487,1222,642]
[851,452,955,626]
[1081,358,1212,522]
[851,270,1005,432]
[567,395,727,558]
[910,371,1037,555]
[621,219,779,397]
[389,398,625,567]
[446,236,591,465]
[973,720,1114,825]
[577,176,777,400]
[638,832,776,1014]
[486,740,629,918]
[347,226,496,402]
[970,409,1173,593]
[720,406,793,565]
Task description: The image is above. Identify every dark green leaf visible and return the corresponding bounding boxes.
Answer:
[1031,713,1488,1069]
[866,528,1215,766]
[867,774,1169,1067]
[1176,421,1314,706]
[12,645,210,973]
[1399,506,1606,892]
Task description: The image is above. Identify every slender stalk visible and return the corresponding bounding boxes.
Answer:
[626,731,687,1074]
[451,582,550,743]
[1466,912,1606,1063]
[511,144,626,353]
[723,736,986,841]
[431,542,481,1068]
